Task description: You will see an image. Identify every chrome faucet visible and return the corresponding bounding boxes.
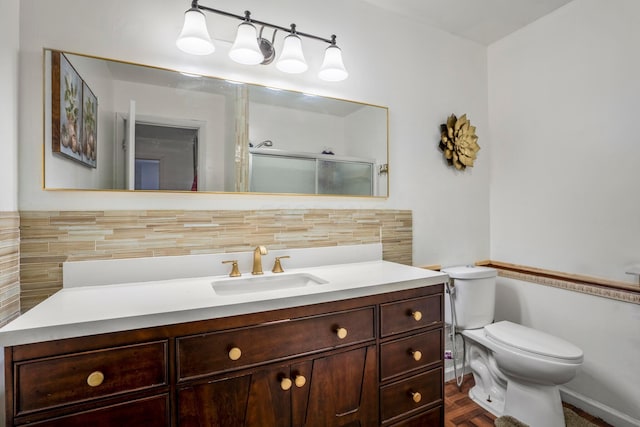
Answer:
[252,245,268,275]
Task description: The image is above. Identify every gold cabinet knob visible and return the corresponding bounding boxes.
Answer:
[280,377,293,391]
[228,347,242,361]
[411,391,422,403]
[411,350,422,361]
[87,371,104,387]
[294,375,306,388]
[336,327,348,339]
[411,310,422,321]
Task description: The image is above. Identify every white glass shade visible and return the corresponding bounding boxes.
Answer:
[229,22,263,65]
[318,45,348,82]
[276,34,308,74]
[176,8,215,55]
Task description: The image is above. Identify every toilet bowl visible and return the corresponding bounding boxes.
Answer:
[442,266,584,427]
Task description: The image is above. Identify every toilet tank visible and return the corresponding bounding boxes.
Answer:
[442,266,497,330]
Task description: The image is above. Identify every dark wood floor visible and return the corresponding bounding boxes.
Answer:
[444,375,612,427]
[445,375,496,427]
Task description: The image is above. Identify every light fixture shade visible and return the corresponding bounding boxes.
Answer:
[229,22,263,65]
[176,8,215,55]
[276,34,308,74]
[318,45,348,82]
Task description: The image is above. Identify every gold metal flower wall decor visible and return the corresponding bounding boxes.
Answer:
[439,113,480,170]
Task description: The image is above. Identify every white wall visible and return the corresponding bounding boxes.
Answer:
[489,0,640,422]
[249,102,347,154]
[17,0,490,268]
[0,0,20,211]
[489,0,640,283]
[346,106,388,195]
[345,106,387,161]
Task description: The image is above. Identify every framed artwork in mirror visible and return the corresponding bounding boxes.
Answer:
[82,82,98,168]
[51,50,96,168]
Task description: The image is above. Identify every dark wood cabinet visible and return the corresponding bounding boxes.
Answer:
[379,293,444,425]
[301,345,378,427]
[14,340,168,415]
[5,284,444,427]
[178,367,291,427]
[176,307,375,381]
[178,345,377,427]
[24,395,169,427]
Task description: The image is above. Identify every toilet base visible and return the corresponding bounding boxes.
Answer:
[503,379,565,427]
[468,384,505,417]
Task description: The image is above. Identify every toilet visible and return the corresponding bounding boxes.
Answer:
[442,266,583,427]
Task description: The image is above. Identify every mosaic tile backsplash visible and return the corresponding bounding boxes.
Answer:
[19,209,413,312]
[0,212,20,326]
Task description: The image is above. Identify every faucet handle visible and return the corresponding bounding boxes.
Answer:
[222,260,241,277]
[272,256,290,273]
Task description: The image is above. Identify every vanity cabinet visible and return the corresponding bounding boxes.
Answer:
[178,345,377,427]
[176,307,378,427]
[4,284,443,427]
[379,295,444,426]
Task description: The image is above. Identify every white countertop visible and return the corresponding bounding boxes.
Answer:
[0,260,447,347]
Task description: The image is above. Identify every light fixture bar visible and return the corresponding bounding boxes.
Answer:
[191,0,335,45]
[180,0,348,81]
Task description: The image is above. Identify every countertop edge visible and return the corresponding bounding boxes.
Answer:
[0,262,448,347]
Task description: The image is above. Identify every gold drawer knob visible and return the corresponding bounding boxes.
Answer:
[228,347,242,361]
[87,371,104,387]
[336,327,348,339]
[411,310,422,321]
[411,391,422,403]
[280,377,293,391]
[411,350,422,361]
[294,375,306,388]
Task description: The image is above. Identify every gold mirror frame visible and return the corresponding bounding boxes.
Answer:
[42,49,389,198]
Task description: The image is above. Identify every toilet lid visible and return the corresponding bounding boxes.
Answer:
[442,265,497,279]
[485,321,583,362]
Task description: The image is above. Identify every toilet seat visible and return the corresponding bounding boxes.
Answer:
[485,321,583,362]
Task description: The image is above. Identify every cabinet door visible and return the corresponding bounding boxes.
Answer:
[301,345,378,427]
[178,364,291,427]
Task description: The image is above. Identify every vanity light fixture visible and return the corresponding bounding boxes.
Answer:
[276,25,308,74]
[176,0,348,81]
[176,7,215,55]
[228,12,263,65]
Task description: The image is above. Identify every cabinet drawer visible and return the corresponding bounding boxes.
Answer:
[177,307,374,380]
[24,394,169,427]
[380,367,442,423]
[380,329,442,381]
[15,341,168,415]
[387,405,442,427]
[380,295,442,337]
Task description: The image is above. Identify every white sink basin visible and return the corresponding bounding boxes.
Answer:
[212,273,328,295]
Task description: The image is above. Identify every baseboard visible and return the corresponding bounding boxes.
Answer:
[444,365,456,383]
[444,364,466,383]
[560,387,640,427]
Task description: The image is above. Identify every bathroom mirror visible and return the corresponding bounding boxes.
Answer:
[43,49,389,197]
